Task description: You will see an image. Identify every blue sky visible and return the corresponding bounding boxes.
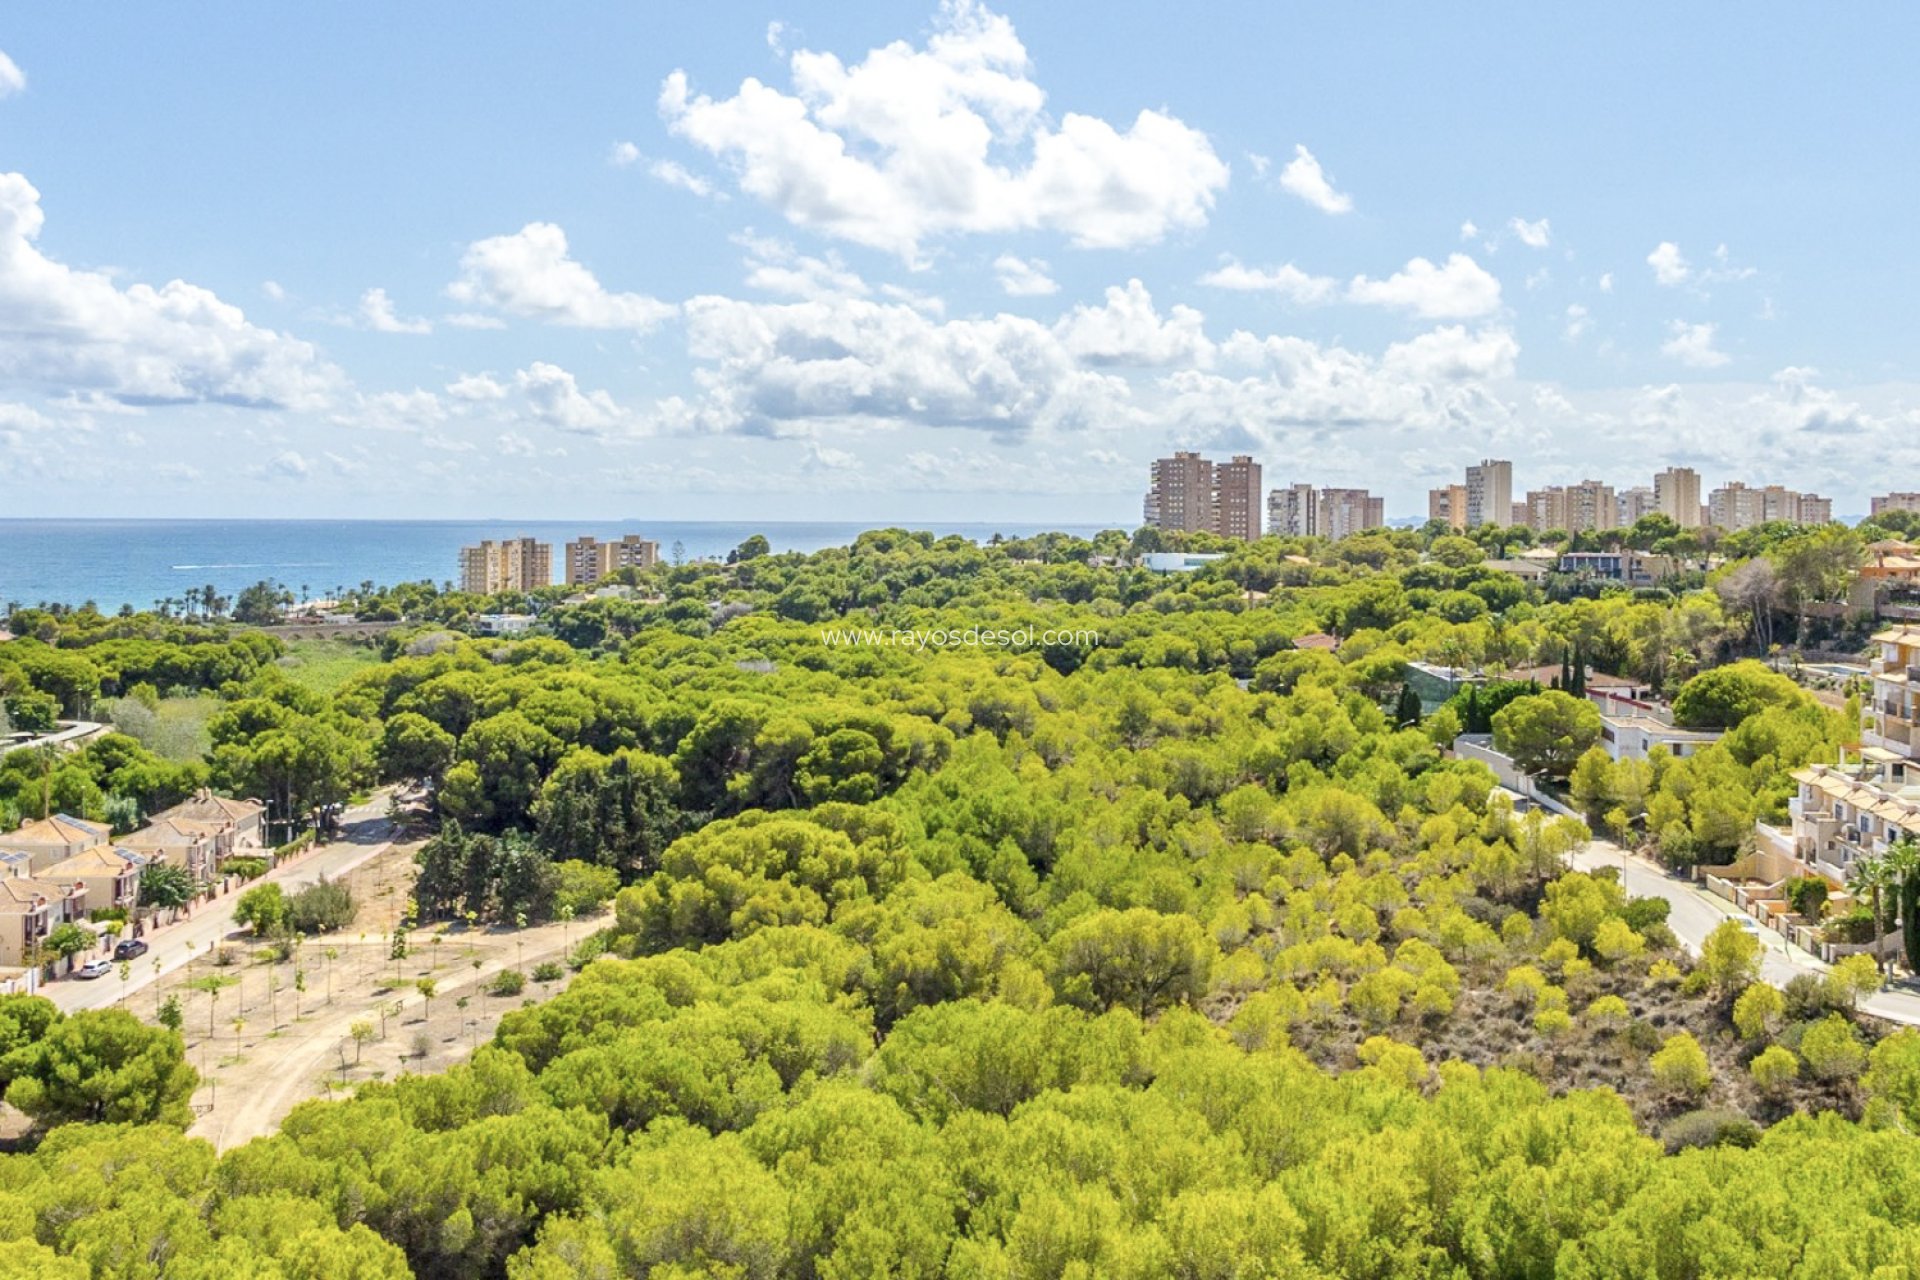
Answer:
[1,3,1916,521]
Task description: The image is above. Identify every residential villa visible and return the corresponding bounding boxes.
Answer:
[1556,550,1678,586]
[1,813,110,873]
[149,790,267,861]
[116,819,217,884]
[1865,626,1920,761]
[41,846,147,916]
[0,851,31,879]
[1772,627,1920,881]
[0,876,88,969]
[1860,541,1920,591]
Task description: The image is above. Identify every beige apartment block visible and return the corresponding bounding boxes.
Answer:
[1873,493,1920,516]
[1707,482,1829,531]
[458,538,553,594]
[1654,467,1703,528]
[565,534,663,586]
[1428,484,1469,531]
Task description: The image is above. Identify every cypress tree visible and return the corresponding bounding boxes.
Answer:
[1394,683,1423,728]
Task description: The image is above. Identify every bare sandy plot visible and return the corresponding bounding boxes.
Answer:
[97,838,599,1152]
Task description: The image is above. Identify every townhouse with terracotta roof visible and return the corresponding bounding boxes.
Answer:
[0,813,109,873]
[0,876,88,968]
[1860,541,1920,590]
[150,790,267,853]
[41,846,147,916]
[1772,627,1920,879]
[115,819,217,884]
[1786,751,1920,881]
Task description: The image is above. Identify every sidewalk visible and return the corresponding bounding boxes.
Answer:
[1569,838,1920,1027]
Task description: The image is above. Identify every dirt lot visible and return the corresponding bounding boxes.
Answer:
[109,838,598,1151]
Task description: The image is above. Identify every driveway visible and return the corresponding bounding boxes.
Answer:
[46,790,400,1014]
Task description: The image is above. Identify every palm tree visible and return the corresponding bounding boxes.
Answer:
[1886,835,1920,973]
[1851,854,1896,971]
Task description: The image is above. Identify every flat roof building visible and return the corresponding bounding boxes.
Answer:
[565,534,662,586]
[458,538,552,594]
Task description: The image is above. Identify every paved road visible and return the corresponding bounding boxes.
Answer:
[1570,838,1920,1026]
[47,792,400,1014]
[1,720,107,757]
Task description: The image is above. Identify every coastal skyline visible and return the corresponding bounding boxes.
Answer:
[4,3,1919,520]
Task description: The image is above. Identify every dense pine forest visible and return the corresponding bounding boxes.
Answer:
[4,515,1920,1278]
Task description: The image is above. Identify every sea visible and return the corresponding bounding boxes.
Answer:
[0,519,1119,613]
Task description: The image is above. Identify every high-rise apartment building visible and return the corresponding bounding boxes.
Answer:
[458,538,552,594]
[1144,452,1215,534]
[565,534,662,586]
[1267,484,1317,538]
[1144,452,1262,541]
[1464,459,1513,528]
[1654,467,1703,528]
[1267,485,1385,541]
[1213,456,1263,541]
[1707,483,1831,531]
[1428,484,1469,531]
[1873,493,1920,516]
[1554,479,1618,532]
[1707,482,1761,531]
[1617,486,1657,528]
[1317,488,1387,542]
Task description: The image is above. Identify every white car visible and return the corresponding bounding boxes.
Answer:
[74,958,113,980]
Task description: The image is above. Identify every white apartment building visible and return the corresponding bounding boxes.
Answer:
[1464,459,1513,528]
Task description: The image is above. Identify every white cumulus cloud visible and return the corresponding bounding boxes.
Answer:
[1346,253,1503,320]
[993,254,1058,297]
[359,287,432,335]
[0,173,339,408]
[1648,241,1690,286]
[649,159,717,198]
[0,51,23,99]
[448,222,675,329]
[1197,259,1338,305]
[657,0,1229,260]
[1661,320,1730,368]
[446,372,508,402]
[1508,216,1551,248]
[1052,280,1213,367]
[515,361,640,436]
[1277,145,1352,215]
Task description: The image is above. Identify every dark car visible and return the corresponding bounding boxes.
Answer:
[112,938,148,961]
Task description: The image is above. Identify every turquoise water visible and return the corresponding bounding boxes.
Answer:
[0,519,1117,612]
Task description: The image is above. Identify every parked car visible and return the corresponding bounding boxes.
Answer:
[112,938,148,961]
[75,958,112,980]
